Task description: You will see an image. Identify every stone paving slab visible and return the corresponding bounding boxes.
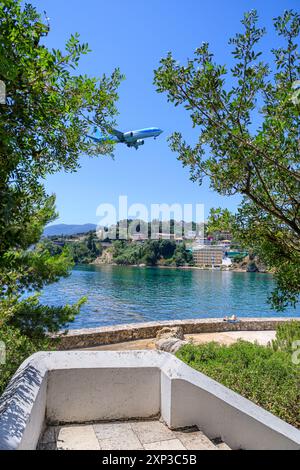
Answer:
[94,422,132,440]
[144,439,186,450]
[39,420,231,451]
[99,431,143,450]
[131,420,175,444]
[57,425,100,450]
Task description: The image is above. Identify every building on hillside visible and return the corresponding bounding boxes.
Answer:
[185,230,197,240]
[195,237,212,246]
[152,233,183,243]
[192,245,224,267]
[219,239,231,248]
[160,232,175,240]
[131,233,148,242]
[222,256,232,267]
[215,231,233,240]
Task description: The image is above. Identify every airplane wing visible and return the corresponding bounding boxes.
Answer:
[111,128,125,142]
[86,134,102,143]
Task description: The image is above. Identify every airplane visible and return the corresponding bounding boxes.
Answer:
[87,127,163,150]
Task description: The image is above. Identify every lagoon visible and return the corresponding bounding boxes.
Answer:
[40,265,300,329]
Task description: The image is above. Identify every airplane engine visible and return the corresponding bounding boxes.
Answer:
[137,139,144,146]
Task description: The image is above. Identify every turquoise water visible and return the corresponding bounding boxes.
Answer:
[40,265,300,329]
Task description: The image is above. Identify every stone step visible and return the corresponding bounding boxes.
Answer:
[38,421,232,451]
[173,426,217,450]
[174,426,232,450]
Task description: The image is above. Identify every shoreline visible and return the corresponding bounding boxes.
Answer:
[88,261,269,274]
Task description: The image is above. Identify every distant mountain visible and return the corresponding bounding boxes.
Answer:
[43,223,97,237]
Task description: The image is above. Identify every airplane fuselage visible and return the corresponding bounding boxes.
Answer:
[123,127,163,143]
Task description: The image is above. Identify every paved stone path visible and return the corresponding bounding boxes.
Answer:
[83,330,276,352]
[38,420,231,450]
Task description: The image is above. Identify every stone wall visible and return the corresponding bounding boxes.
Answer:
[53,317,297,350]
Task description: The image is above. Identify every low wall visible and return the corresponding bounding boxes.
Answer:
[0,351,299,450]
[0,355,48,450]
[47,365,160,423]
[53,317,297,350]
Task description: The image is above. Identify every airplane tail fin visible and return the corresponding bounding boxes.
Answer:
[87,129,124,144]
[86,134,103,143]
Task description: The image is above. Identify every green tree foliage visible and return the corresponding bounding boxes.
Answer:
[36,238,64,256]
[173,244,193,266]
[0,0,122,307]
[159,239,177,258]
[1,294,86,338]
[0,1,122,392]
[86,232,100,256]
[154,10,300,310]
[206,207,235,238]
[69,233,102,264]
[112,239,193,267]
[113,240,143,265]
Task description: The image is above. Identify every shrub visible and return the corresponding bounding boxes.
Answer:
[0,324,53,396]
[176,341,300,428]
[271,320,300,354]
[0,294,85,395]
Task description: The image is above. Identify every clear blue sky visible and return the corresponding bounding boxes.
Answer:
[30,0,298,225]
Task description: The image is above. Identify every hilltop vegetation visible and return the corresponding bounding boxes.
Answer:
[43,234,195,267]
[111,239,194,267]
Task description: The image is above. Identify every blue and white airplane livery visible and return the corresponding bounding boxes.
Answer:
[87,127,163,150]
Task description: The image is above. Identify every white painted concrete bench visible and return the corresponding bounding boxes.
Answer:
[0,350,299,450]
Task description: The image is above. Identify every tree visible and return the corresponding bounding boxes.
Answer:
[173,243,193,267]
[206,208,235,238]
[86,232,100,257]
[159,240,176,258]
[0,1,122,332]
[154,10,300,310]
[36,238,64,256]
